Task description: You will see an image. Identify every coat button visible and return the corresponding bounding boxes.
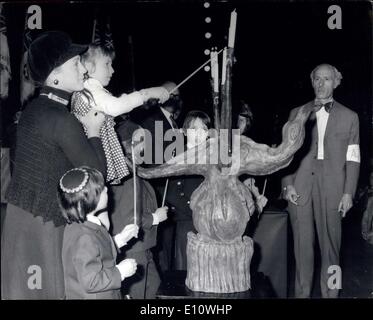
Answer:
[187,201,190,204]
[177,181,181,185]
[311,172,314,175]
[180,192,185,196]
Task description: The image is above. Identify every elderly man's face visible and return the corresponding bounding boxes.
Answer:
[312,66,337,100]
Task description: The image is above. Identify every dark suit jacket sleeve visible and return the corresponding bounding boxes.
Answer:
[73,234,122,293]
[140,181,156,230]
[344,112,360,196]
[281,108,299,188]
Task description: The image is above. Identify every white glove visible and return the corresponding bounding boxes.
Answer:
[116,258,137,281]
[255,195,268,214]
[244,178,260,198]
[139,87,170,104]
[152,206,169,225]
[114,224,139,248]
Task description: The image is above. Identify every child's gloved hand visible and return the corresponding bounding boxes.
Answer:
[116,258,137,280]
[140,87,170,104]
[121,224,139,241]
[152,206,169,225]
[255,195,268,214]
[114,224,139,248]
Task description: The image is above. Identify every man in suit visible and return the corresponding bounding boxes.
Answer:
[282,64,360,298]
[134,81,182,166]
[133,81,183,273]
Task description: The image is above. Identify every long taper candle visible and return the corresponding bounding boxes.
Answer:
[210,49,219,93]
[221,47,227,85]
[213,50,219,92]
[228,9,237,48]
[162,179,169,207]
[131,142,137,225]
[210,49,215,80]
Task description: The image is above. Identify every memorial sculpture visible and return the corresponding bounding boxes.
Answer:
[128,11,312,293]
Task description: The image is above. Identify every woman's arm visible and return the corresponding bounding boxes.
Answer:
[55,111,107,177]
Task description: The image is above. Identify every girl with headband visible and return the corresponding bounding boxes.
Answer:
[58,166,139,299]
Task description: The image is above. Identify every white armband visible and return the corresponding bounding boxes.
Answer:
[346,144,360,163]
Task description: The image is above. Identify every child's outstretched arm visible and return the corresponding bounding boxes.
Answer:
[89,81,170,117]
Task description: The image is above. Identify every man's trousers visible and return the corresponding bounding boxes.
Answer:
[288,160,342,298]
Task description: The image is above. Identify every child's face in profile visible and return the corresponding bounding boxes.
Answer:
[96,186,108,211]
[186,118,209,147]
[89,52,114,87]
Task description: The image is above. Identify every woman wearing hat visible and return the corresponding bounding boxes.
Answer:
[1,31,107,299]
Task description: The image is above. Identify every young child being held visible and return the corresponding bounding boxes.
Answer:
[72,44,170,183]
[58,166,139,299]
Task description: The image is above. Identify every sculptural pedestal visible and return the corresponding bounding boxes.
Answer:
[185,232,253,293]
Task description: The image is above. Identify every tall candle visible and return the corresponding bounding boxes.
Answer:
[221,47,227,85]
[210,49,219,93]
[213,50,219,92]
[228,9,237,48]
[210,50,214,80]
[131,142,137,225]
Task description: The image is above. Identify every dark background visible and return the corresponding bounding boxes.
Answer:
[1,0,372,184]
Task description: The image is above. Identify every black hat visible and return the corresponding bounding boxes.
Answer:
[27,31,88,84]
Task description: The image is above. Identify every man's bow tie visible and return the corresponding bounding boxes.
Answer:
[314,101,333,113]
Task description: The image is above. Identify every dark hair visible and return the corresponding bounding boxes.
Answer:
[57,166,105,224]
[182,110,211,132]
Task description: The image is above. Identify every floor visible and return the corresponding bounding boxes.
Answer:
[286,202,373,298]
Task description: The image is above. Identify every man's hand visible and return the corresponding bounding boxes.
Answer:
[284,185,300,205]
[338,193,353,218]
